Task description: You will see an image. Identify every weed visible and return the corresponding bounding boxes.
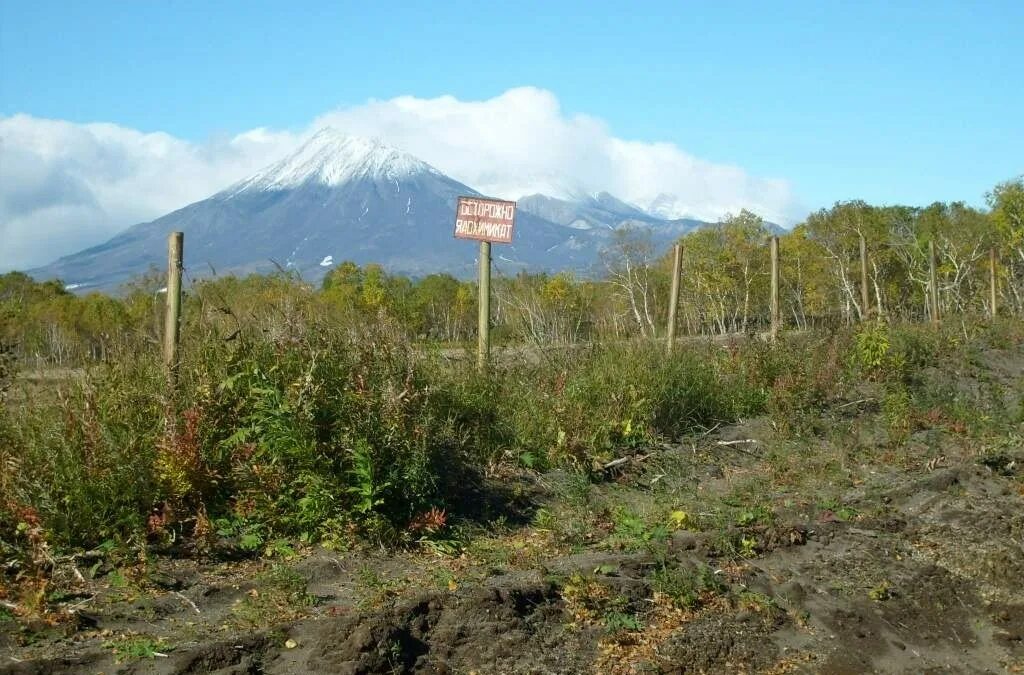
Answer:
[102,634,171,661]
[561,472,593,509]
[667,510,689,529]
[560,572,611,624]
[354,565,405,608]
[607,509,668,552]
[603,610,642,633]
[854,323,891,375]
[430,567,458,591]
[736,589,778,613]
[868,580,894,601]
[233,564,314,626]
[818,498,859,522]
[107,569,130,588]
[739,535,759,558]
[651,563,726,609]
[735,505,774,527]
[532,507,556,531]
[883,386,912,444]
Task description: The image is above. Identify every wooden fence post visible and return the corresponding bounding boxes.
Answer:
[770,236,780,341]
[666,242,682,354]
[859,233,870,320]
[163,232,183,385]
[477,240,491,373]
[989,247,998,319]
[928,239,940,326]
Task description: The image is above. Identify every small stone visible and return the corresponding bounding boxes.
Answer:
[284,638,298,649]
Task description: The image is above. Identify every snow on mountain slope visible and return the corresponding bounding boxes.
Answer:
[229,128,439,193]
[519,192,669,230]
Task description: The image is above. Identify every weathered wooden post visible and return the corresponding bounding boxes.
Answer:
[989,246,998,319]
[859,233,870,320]
[770,236,780,341]
[666,242,682,354]
[163,232,183,385]
[928,239,940,326]
[477,240,491,373]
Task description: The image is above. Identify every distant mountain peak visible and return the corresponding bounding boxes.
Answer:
[228,128,438,194]
[645,192,696,220]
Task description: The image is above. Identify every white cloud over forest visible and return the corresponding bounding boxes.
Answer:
[0,87,797,271]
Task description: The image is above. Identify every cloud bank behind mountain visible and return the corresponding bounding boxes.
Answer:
[0,87,798,271]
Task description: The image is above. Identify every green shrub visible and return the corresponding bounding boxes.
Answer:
[3,353,164,549]
[503,342,761,469]
[765,332,849,435]
[651,562,726,609]
[854,323,890,374]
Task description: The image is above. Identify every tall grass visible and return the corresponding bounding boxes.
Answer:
[4,308,1019,566]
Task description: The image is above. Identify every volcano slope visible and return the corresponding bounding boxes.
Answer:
[2,324,1023,674]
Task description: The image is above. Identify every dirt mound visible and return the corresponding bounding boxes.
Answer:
[206,580,586,675]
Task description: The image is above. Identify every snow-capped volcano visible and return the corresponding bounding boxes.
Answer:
[230,128,439,193]
[30,130,732,291]
[30,130,591,290]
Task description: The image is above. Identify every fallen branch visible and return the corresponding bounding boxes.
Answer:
[837,398,875,409]
[601,454,650,471]
[67,595,95,611]
[173,591,201,615]
[714,439,762,458]
[696,422,722,439]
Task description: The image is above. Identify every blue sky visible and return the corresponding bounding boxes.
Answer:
[1,1,1022,268]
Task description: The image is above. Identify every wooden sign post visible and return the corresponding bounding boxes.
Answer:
[666,242,682,354]
[989,247,998,319]
[477,241,491,371]
[454,196,516,373]
[163,232,183,386]
[928,239,940,326]
[770,236,780,342]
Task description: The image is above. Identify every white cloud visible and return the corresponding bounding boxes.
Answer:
[0,116,298,271]
[0,88,798,271]
[313,88,796,223]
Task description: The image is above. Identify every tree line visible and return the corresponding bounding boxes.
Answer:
[2,177,1021,367]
